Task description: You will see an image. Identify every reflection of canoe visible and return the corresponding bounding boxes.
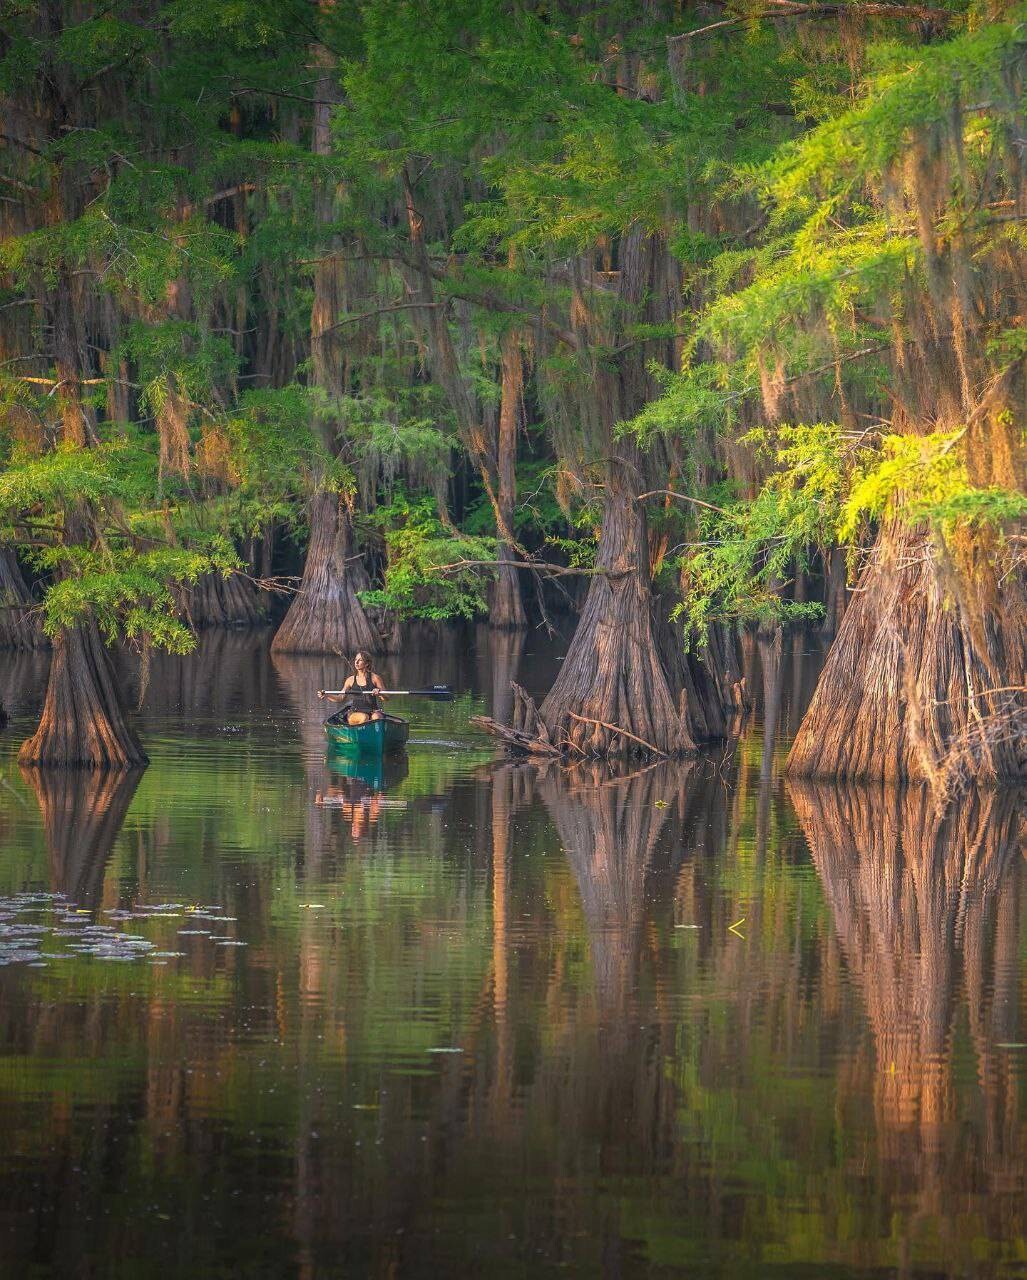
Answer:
[326,750,409,793]
[324,712,410,755]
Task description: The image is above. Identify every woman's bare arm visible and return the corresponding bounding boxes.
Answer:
[318,676,354,702]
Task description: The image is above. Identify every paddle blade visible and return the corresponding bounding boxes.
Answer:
[383,686,454,700]
[420,685,454,700]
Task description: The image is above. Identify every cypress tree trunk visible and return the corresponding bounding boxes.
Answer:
[492,333,527,630]
[271,490,381,656]
[273,32,380,657]
[787,523,1027,786]
[538,454,698,756]
[26,257,146,768]
[0,546,46,650]
[20,618,148,768]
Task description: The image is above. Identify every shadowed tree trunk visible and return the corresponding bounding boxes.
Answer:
[787,522,1027,785]
[180,569,268,629]
[271,490,381,656]
[22,765,143,908]
[0,547,46,650]
[19,617,147,768]
[492,332,527,630]
[820,548,848,636]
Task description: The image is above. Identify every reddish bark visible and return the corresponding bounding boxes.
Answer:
[537,457,699,756]
[787,523,1026,785]
[20,619,148,768]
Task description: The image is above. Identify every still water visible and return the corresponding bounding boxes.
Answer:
[0,627,1023,1279]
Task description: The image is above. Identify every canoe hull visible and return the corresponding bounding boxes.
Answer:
[324,714,409,755]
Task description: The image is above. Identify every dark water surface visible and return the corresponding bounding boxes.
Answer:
[0,627,1023,1279]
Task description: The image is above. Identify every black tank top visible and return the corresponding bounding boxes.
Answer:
[349,674,379,714]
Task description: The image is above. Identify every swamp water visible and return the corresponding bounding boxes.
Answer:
[0,627,1023,1279]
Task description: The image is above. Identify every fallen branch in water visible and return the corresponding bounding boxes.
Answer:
[567,711,668,758]
[472,682,564,756]
[471,714,564,755]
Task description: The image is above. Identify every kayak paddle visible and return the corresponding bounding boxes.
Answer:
[318,685,454,700]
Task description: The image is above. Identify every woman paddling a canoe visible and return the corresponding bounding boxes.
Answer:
[318,652,386,725]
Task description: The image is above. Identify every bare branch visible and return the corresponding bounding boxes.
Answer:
[635,488,739,518]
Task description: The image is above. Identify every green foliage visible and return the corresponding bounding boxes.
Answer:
[3,0,1021,668]
[672,425,853,638]
[841,429,1027,539]
[361,494,496,621]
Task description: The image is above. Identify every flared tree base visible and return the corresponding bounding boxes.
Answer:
[538,570,699,757]
[271,490,381,657]
[786,526,1026,787]
[19,622,148,769]
[181,572,268,629]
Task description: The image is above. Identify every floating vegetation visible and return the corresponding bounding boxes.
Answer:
[0,893,246,970]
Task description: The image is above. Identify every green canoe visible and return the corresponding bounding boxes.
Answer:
[323,711,410,755]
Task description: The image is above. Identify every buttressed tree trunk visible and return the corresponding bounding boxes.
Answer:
[26,270,147,767]
[181,570,268,629]
[786,80,1027,786]
[532,224,726,757]
[271,490,381,656]
[538,453,699,756]
[787,518,1027,786]
[20,617,148,768]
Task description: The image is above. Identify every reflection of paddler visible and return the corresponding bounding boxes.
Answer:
[314,773,384,839]
[314,750,410,838]
[317,651,385,724]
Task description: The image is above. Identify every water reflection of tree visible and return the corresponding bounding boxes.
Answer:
[475,626,526,725]
[135,628,275,718]
[790,781,1025,1254]
[540,761,686,1022]
[21,766,142,909]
